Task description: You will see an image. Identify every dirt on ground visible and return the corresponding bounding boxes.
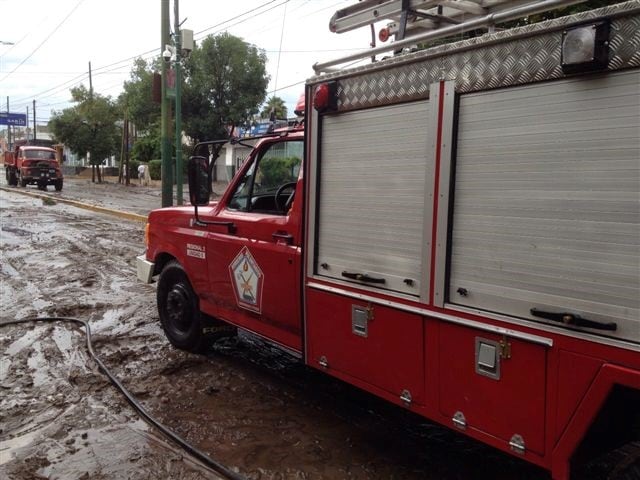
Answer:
[0,179,550,479]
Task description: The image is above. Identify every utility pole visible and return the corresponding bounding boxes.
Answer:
[32,99,36,141]
[26,106,29,141]
[6,96,10,150]
[124,114,130,186]
[160,0,173,207]
[174,0,183,205]
[88,61,93,96]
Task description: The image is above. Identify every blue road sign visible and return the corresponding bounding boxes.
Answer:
[0,112,27,126]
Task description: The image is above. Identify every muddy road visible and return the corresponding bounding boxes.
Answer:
[1,186,549,479]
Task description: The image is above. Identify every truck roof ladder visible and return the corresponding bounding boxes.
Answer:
[316,0,586,73]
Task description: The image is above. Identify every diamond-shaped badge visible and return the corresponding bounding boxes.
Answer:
[229,246,264,313]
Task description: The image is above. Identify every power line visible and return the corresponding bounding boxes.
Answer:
[272,1,288,96]
[8,0,311,109]
[8,0,351,116]
[194,0,282,38]
[0,0,85,83]
[11,74,87,108]
[238,0,345,44]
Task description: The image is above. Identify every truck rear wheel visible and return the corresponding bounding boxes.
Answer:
[605,441,640,480]
[577,440,640,480]
[157,260,207,353]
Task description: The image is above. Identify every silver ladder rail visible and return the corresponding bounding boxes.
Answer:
[315,0,585,73]
[330,0,534,34]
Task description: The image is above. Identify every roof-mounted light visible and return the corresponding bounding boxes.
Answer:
[294,92,305,117]
[313,82,338,113]
[379,27,390,43]
[561,21,610,74]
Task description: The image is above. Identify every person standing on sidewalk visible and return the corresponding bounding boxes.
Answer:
[138,164,145,185]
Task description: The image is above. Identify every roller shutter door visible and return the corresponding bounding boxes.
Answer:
[449,69,640,343]
[316,101,431,296]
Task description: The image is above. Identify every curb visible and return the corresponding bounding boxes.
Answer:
[0,186,148,223]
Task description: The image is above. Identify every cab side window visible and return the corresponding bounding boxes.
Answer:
[228,140,302,215]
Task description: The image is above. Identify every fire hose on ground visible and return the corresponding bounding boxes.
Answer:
[1,317,246,480]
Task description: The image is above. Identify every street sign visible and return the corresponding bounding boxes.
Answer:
[0,112,27,126]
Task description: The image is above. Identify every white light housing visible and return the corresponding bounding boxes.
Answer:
[561,22,610,74]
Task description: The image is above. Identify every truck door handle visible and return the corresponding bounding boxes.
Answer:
[530,308,617,331]
[272,231,293,244]
[341,271,386,284]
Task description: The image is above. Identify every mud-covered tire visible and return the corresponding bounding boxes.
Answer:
[55,179,63,191]
[157,260,207,353]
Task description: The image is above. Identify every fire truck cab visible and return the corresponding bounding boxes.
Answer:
[139,2,639,478]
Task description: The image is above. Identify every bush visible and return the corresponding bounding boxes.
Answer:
[131,133,161,163]
[259,156,301,188]
[149,159,162,180]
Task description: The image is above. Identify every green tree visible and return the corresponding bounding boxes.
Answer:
[131,125,161,163]
[261,96,287,120]
[182,32,269,142]
[119,57,160,131]
[49,86,120,183]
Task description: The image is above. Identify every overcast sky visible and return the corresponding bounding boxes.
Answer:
[0,0,378,129]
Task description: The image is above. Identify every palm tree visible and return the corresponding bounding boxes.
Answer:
[260,96,288,120]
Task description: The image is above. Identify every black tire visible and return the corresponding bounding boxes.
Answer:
[20,177,28,188]
[55,179,63,191]
[606,441,640,480]
[578,441,640,480]
[157,260,207,353]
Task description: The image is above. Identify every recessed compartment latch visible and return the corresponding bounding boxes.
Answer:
[352,304,373,337]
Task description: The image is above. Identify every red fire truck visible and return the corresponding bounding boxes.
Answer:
[138,1,639,478]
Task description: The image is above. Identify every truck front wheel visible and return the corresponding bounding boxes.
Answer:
[157,260,207,353]
[55,179,63,191]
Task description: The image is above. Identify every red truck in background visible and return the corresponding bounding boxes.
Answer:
[137,2,639,479]
[4,140,64,191]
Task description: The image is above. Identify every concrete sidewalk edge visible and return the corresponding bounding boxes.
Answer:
[0,186,148,223]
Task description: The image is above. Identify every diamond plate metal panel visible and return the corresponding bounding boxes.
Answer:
[314,2,640,111]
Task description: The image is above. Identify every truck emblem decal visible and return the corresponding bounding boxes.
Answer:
[186,243,206,259]
[229,246,264,313]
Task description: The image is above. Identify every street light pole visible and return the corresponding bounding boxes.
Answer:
[1,41,15,149]
[174,0,183,205]
[160,0,173,207]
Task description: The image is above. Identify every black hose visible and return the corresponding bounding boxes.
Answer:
[1,317,246,480]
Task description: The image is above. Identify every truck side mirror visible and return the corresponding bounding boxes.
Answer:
[188,156,211,206]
